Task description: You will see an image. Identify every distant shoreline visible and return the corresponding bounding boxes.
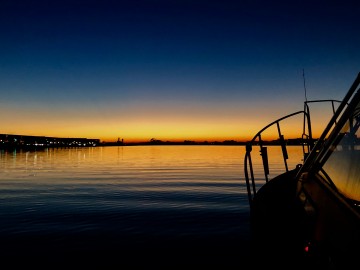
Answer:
[0,133,314,151]
[100,140,247,146]
[100,138,311,147]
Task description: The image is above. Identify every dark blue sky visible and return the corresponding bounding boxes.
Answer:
[1,0,359,141]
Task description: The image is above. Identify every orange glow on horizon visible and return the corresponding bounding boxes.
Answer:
[0,118,325,144]
[0,99,332,143]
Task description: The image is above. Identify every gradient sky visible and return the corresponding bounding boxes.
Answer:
[1,0,359,142]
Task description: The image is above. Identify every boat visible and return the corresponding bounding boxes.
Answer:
[244,72,360,269]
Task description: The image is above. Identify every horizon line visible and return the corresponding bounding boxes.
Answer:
[0,133,316,145]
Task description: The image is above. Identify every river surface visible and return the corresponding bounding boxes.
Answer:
[0,145,304,268]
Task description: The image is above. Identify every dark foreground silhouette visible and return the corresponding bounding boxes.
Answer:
[0,210,253,269]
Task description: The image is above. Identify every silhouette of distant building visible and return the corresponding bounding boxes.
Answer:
[0,134,100,150]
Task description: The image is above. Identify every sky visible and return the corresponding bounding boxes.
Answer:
[1,0,359,142]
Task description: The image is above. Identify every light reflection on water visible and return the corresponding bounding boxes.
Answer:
[0,146,249,233]
[0,145,304,264]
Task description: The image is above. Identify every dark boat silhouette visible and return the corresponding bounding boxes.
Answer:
[245,72,360,269]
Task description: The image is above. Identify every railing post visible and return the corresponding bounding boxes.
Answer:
[260,146,269,182]
[245,143,256,208]
[258,134,269,182]
[277,122,288,172]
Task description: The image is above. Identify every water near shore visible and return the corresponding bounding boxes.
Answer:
[0,145,303,267]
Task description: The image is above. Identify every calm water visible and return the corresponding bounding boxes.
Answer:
[0,145,304,267]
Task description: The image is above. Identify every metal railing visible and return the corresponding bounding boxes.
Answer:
[244,99,343,209]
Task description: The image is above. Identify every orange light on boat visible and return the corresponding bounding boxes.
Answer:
[304,241,311,253]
